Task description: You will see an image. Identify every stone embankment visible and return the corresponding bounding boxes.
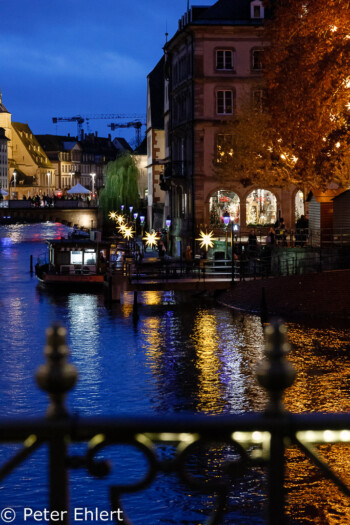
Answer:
[218,270,350,319]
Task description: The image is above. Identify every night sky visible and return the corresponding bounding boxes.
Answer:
[1,0,213,145]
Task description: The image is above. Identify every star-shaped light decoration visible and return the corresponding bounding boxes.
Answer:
[196,230,215,251]
[118,223,127,235]
[116,214,125,225]
[108,211,117,220]
[123,226,135,240]
[142,231,160,249]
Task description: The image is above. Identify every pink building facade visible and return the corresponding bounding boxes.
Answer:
[161,0,304,253]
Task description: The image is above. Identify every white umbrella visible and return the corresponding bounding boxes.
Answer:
[67,183,90,194]
[0,188,8,196]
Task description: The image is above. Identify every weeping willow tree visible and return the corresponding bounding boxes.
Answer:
[99,153,140,218]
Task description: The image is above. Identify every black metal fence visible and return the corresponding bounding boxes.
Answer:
[0,322,349,524]
[125,248,350,285]
[211,228,350,248]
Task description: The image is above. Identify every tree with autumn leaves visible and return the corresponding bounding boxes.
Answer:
[263,0,350,189]
[214,0,350,191]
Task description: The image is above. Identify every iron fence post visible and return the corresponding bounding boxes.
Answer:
[36,324,78,525]
[256,320,296,525]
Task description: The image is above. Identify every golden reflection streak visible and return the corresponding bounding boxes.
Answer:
[142,291,162,306]
[283,322,350,523]
[121,302,134,318]
[191,311,224,413]
[141,317,163,376]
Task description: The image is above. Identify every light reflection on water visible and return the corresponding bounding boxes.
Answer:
[0,223,349,524]
[282,322,350,524]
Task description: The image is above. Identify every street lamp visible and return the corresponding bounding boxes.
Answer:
[231,219,239,283]
[69,171,73,188]
[47,172,50,197]
[223,211,230,259]
[90,173,96,199]
[133,212,138,221]
[139,215,145,251]
[165,216,171,254]
[13,170,17,200]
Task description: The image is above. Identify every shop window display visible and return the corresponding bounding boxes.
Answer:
[210,190,240,226]
[295,190,305,221]
[246,189,277,226]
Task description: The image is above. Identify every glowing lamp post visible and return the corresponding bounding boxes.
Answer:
[165,216,171,254]
[139,215,145,252]
[121,204,125,212]
[69,171,73,188]
[222,211,230,259]
[47,172,50,197]
[231,220,240,283]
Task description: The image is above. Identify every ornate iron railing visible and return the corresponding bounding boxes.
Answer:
[0,322,349,524]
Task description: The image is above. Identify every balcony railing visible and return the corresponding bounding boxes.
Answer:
[0,322,349,524]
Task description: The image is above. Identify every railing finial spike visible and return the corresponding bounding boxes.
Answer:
[36,323,78,419]
[256,319,296,414]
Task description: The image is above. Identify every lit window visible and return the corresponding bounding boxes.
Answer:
[216,134,234,164]
[70,251,83,265]
[216,50,234,71]
[84,251,96,265]
[216,90,233,115]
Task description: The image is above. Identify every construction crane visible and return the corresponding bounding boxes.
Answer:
[108,121,144,146]
[52,116,85,136]
[52,114,146,140]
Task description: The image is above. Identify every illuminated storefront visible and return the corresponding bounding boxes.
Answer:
[295,190,305,221]
[246,189,277,225]
[210,190,240,226]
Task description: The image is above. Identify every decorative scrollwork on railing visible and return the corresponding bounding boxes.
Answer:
[0,320,349,525]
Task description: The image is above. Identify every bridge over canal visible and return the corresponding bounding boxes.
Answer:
[0,201,100,229]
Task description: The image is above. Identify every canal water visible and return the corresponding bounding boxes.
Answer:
[0,223,349,524]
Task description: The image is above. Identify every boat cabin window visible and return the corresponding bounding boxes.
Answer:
[70,251,83,265]
[84,251,96,265]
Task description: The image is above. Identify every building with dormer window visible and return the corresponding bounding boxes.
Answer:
[153,0,304,254]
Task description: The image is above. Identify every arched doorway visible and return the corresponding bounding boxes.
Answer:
[209,190,240,226]
[246,189,277,225]
[295,190,305,222]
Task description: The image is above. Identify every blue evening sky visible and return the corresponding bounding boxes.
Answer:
[0,0,213,145]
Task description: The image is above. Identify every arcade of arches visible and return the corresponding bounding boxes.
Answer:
[209,189,305,227]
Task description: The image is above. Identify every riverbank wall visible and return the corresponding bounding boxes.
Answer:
[218,270,350,319]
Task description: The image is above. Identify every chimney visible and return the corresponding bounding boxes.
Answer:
[95,131,98,137]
